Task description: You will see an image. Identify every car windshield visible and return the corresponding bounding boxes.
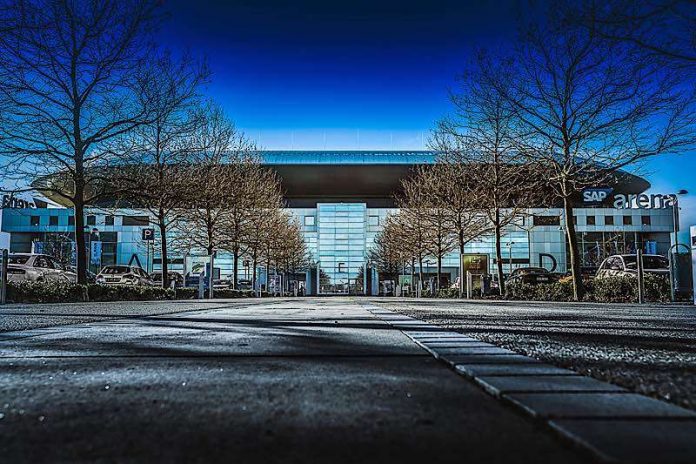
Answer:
[8,255,30,265]
[515,268,547,275]
[623,255,669,270]
[101,266,131,275]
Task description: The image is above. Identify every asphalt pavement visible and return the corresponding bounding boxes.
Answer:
[372,298,696,411]
[0,298,586,463]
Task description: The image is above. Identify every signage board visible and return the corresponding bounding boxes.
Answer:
[461,253,489,275]
[1,194,36,209]
[582,188,613,205]
[90,241,102,265]
[141,228,155,241]
[581,188,676,210]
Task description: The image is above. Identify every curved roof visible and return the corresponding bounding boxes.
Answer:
[258,151,436,165]
[32,150,651,208]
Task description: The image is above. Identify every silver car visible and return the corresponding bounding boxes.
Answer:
[595,254,669,279]
[6,253,77,283]
[96,265,154,286]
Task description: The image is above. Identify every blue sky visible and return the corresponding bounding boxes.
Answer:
[159,0,696,230]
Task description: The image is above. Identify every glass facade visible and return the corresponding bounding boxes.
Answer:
[0,197,676,294]
[317,203,366,294]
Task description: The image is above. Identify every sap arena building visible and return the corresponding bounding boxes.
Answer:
[0,151,680,295]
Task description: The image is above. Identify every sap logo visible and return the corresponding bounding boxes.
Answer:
[582,188,613,204]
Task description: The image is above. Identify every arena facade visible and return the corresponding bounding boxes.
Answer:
[0,151,677,295]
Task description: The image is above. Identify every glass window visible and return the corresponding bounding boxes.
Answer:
[30,216,40,226]
[623,255,668,270]
[86,215,96,226]
[586,216,595,226]
[49,216,58,226]
[122,216,149,226]
[605,215,614,226]
[641,215,651,226]
[304,215,315,226]
[105,215,115,226]
[533,215,560,226]
[68,216,75,226]
[623,215,632,226]
[8,255,30,264]
[368,215,379,226]
[34,256,53,268]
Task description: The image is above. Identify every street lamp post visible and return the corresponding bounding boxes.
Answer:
[669,190,688,301]
[505,241,516,277]
[85,226,99,275]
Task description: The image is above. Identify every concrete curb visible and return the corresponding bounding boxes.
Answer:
[365,304,696,464]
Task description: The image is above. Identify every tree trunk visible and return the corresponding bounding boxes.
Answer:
[436,253,442,295]
[494,209,505,295]
[252,250,258,296]
[158,217,169,288]
[458,231,465,298]
[232,246,239,290]
[418,255,424,294]
[207,245,214,299]
[563,196,583,300]
[74,198,87,284]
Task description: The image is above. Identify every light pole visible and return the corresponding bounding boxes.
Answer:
[505,241,516,276]
[424,259,432,295]
[672,190,688,250]
[669,190,688,301]
[85,226,99,275]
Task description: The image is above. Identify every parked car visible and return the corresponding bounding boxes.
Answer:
[506,267,558,286]
[66,265,96,283]
[151,271,184,287]
[595,254,669,279]
[5,253,77,283]
[96,265,154,286]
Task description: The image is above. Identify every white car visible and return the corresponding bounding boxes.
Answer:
[595,254,669,279]
[96,265,154,286]
[6,253,77,283]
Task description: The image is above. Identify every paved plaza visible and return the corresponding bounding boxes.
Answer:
[1,298,695,463]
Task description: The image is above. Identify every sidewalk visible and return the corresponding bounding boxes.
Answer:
[0,298,585,463]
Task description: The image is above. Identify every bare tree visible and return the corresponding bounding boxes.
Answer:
[432,54,539,295]
[257,211,308,295]
[399,169,457,293]
[487,4,696,299]
[221,163,282,289]
[243,183,285,293]
[0,0,161,283]
[122,52,209,288]
[172,105,254,296]
[571,0,696,70]
[369,221,404,284]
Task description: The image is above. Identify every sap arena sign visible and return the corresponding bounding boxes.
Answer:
[582,188,676,209]
[1,194,36,209]
[612,193,676,209]
[582,188,614,205]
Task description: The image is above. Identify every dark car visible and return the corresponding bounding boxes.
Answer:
[506,267,558,286]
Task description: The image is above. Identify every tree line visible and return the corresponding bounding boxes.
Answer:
[0,0,308,288]
[373,0,696,299]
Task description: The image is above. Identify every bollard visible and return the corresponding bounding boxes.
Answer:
[198,271,205,300]
[1,249,7,305]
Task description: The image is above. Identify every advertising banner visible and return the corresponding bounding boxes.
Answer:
[90,241,102,265]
